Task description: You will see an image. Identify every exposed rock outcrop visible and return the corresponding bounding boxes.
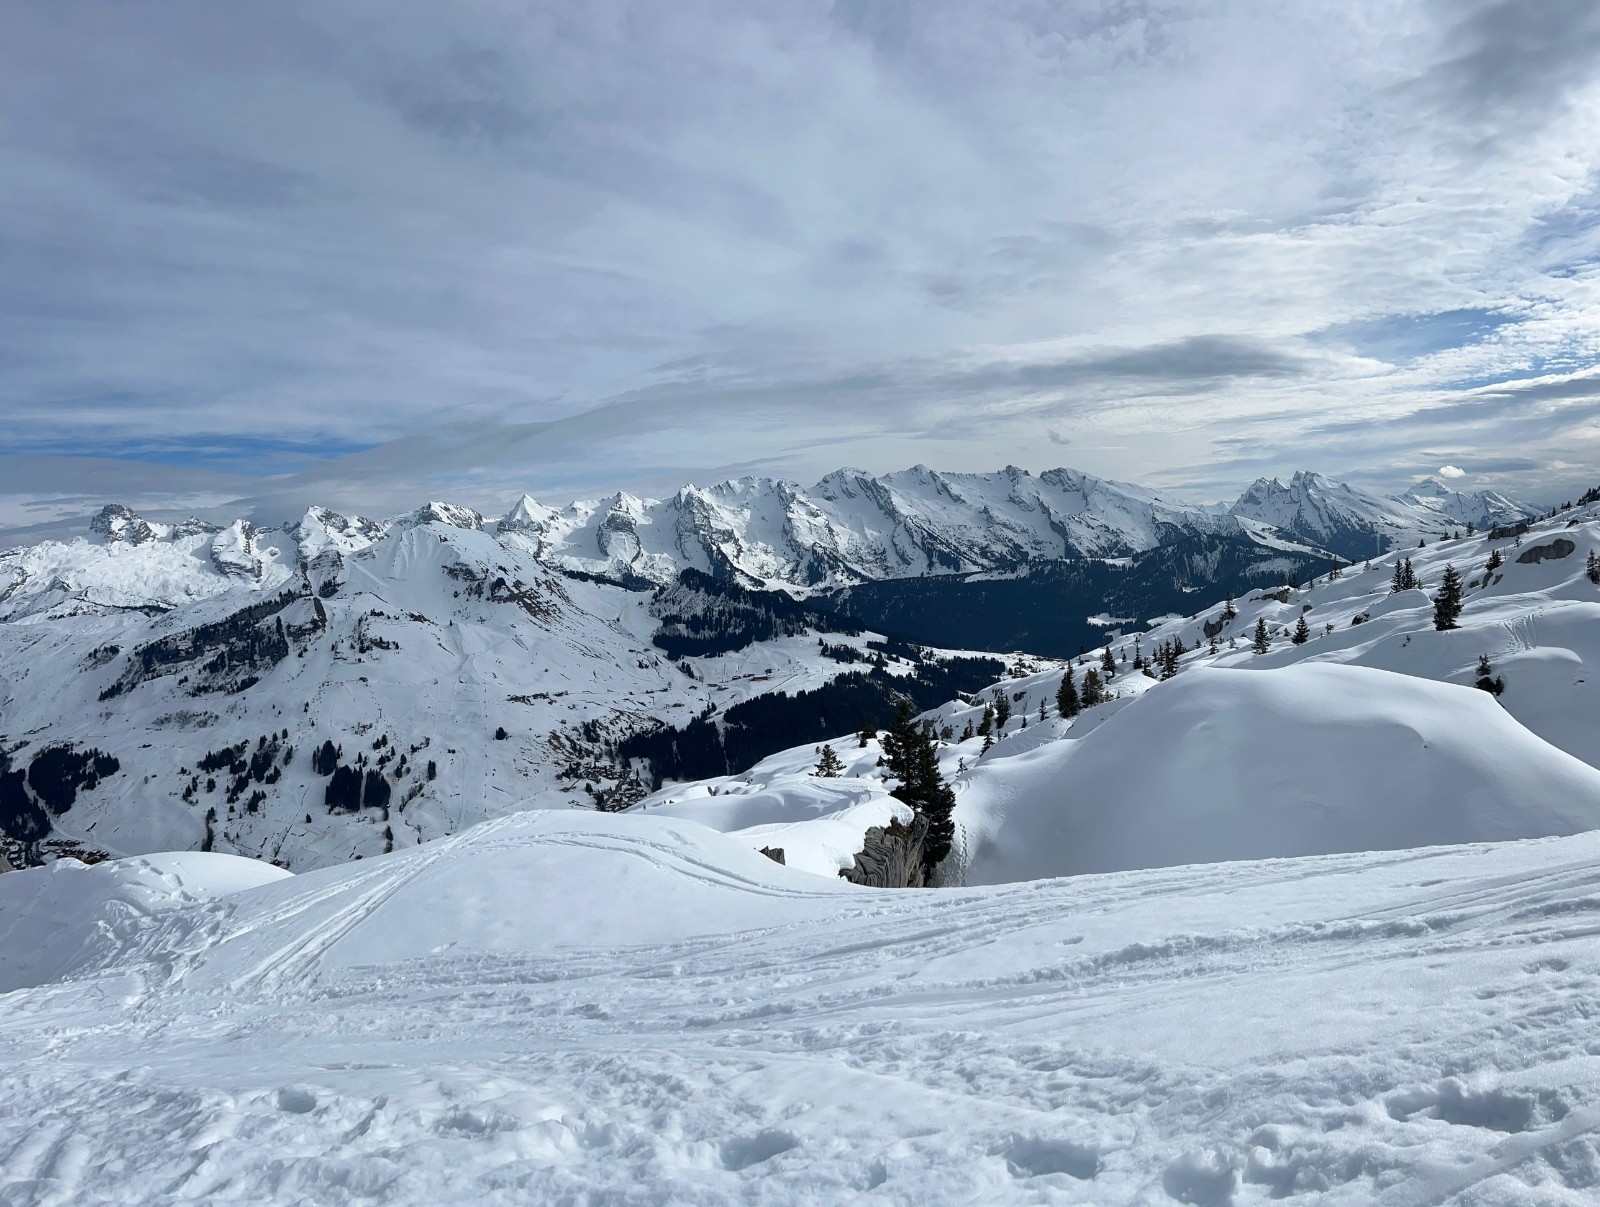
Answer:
[1517,538,1576,565]
[840,813,929,888]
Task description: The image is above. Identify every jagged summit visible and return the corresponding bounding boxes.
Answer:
[88,503,160,546]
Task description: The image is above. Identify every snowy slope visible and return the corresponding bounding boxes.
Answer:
[1230,470,1530,559]
[959,664,1600,883]
[8,812,1600,1203]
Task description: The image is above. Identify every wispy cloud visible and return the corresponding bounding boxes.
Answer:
[3,0,1600,518]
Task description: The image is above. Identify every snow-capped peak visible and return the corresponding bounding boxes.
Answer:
[88,504,163,546]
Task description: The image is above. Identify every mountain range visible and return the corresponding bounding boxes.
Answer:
[0,465,1537,872]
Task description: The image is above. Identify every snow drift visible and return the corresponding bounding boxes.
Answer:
[0,851,290,992]
[961,663,1600,884]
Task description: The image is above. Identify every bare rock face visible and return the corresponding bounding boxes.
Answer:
[839,813,929,888]
[89,504,156,546]
[1516,538,1576,565]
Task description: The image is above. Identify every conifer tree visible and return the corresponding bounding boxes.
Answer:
[1101,646,1116,678]
[312,739,340,776]
[1433,564,1463,630]
[1474,653,1506,696]
[993,692,1012,730]
[1486,548,1503,575]
[814,744,844,777]
[1587,549,1600,585]
[1391,560,1407,594]
[977,705,994,738]
[1081,668,1105,706]
[1252,617,1271,655]
[1222,592,1237,622]
[1056,667,1080,718]
[1292,615,1310,645]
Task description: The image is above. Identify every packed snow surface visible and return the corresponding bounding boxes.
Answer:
[8,811,1600,1203]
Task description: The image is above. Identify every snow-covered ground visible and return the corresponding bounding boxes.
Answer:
[6,811,1600,1204]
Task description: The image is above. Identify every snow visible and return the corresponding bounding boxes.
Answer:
[642,738,910,876]
[9,811,1600,1202]
[959,663,1600,884]
[0,851,289,992]
[6,479,1600,1204]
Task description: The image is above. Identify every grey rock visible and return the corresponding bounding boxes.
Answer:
[1516,538,1575,565]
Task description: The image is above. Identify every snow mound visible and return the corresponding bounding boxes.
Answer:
[132,811,860,992]
[645,774,908,877]
[962,663,1600,884]
[0,852,290,992]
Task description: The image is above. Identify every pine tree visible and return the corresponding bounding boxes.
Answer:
[814,744,844,777]
[1038,700,1047,722]
[977,705,994,738]
[1292,615,1310,645]
[1101,647,1116,678]
[1391,561,1406,594]
[1486,548,1503,575]
[993,692,1012,730]
[312,739,340,776]
[1080,668,1105,706]
[1252,617,1271,655]
[1433,564,1463,631]
[875,698,955,876]
[879,700,918,787]
[1475,652,1506,696]
[1222,592,1237,622]
[1587,549,1600,585]
[910,737,957,876]
[1056,666,1080,718]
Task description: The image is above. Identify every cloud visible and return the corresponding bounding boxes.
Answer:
[4,1,1600,514]
[1438,464,1466,478]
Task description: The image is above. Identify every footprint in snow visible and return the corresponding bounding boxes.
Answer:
[719,1129,798,1171]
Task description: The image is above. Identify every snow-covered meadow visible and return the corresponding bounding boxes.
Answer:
[7,812,1600,1203]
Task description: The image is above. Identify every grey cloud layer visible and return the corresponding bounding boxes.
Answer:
[3,0,1600,514]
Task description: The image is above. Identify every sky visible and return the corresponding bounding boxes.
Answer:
[4,0,1600,536]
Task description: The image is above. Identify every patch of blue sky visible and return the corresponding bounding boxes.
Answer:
[1308,308,1523,363]
[15,434,377,476]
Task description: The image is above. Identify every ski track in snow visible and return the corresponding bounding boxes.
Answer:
[9,823,1600,1204]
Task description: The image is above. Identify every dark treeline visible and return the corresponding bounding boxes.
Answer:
[101,589,301,700]
[0,742,121,847]
[823,534,1327,658]
[650,568,864,658]
[617,653,1004,787]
